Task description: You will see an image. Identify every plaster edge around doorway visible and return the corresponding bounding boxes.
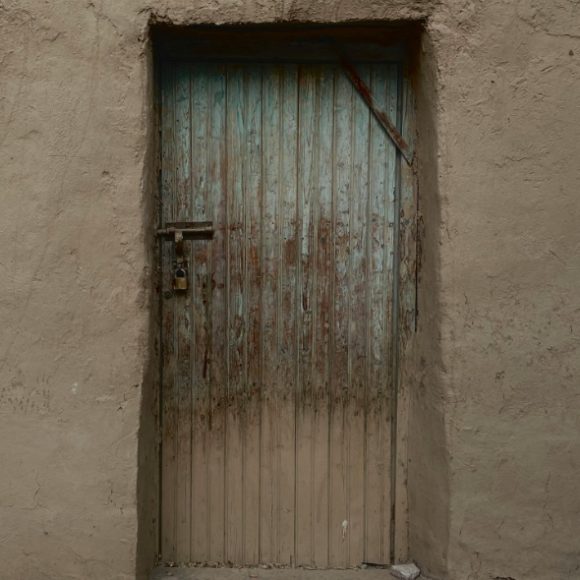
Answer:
[137,30,165,580]
[404,29,449,580]
[136,18,447,580]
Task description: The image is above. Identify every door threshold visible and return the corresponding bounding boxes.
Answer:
[151,567,394,580]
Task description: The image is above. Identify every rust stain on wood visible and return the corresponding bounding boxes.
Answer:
[340,57,413,165]
[159,60,414,567]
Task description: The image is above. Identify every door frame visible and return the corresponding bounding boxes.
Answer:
[152,24,417,564]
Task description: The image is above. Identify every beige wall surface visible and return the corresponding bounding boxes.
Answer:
[1,1,579,579]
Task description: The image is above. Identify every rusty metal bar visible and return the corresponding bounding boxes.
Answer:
[157,220,214,239]
[340,57,413,165]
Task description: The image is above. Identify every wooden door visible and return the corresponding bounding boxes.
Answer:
[159,59,413,567]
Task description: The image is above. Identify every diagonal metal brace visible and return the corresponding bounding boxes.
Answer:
[340,57,413,165]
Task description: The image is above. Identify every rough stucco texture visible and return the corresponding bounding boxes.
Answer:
[428,2,580,579]
[1,1,580,579]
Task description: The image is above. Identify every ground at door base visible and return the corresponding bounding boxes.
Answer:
[151,564,425,580]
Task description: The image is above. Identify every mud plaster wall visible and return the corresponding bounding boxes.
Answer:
[415,3,580,579]
[1,1,580,579]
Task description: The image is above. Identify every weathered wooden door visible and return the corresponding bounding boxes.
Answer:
[159,58,414,567]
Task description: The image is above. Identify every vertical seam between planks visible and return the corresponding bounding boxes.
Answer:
[224,64,230,562]
[383,67,392,563]
[275,67,285,553]
[382,67,391,563]
[275,68,283,563]
[327,67,336,568]
[293,64,301,569]
[363,65,373,564]
[347,70,356,568]
[310,68,321,565]
[157,60,164,560]
[389,63,403,564]
[171,65,178,559]
[204,65,213,560]
[258,65,265,564]
[205,65,212,561]
[188,63,194,562]
[242,67,248,563]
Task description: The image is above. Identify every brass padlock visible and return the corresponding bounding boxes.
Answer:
[173,266,188,292]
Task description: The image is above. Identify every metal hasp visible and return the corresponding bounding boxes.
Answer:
[340,56,413,165]
[157,222,214,293]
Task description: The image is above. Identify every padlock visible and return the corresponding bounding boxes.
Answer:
[173,266,188,292]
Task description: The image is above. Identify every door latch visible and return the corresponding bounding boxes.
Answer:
[156,221,214,239]
[157,222,214,294]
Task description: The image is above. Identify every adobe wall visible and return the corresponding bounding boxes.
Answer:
[413,2,580,579]
[1,1,579,579]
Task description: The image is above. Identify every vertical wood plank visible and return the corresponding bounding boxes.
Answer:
[160,62,177,562]
[347,63,370,567]
[311,66,334,569]
[276,66,299,565]
[295,64,316,567]
[364,64,398,564]
[206,65,228,564]
[243,66,262,565]
[225,64,245,564]
[328,69,352,568]
[259,65,281,564]
[190,65,211,562]
[174,63,193,563]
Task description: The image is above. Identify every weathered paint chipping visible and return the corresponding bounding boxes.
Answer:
[159,60,412,567]
[340,57,413,165]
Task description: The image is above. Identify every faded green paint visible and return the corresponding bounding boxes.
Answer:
[159,59,414,566]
